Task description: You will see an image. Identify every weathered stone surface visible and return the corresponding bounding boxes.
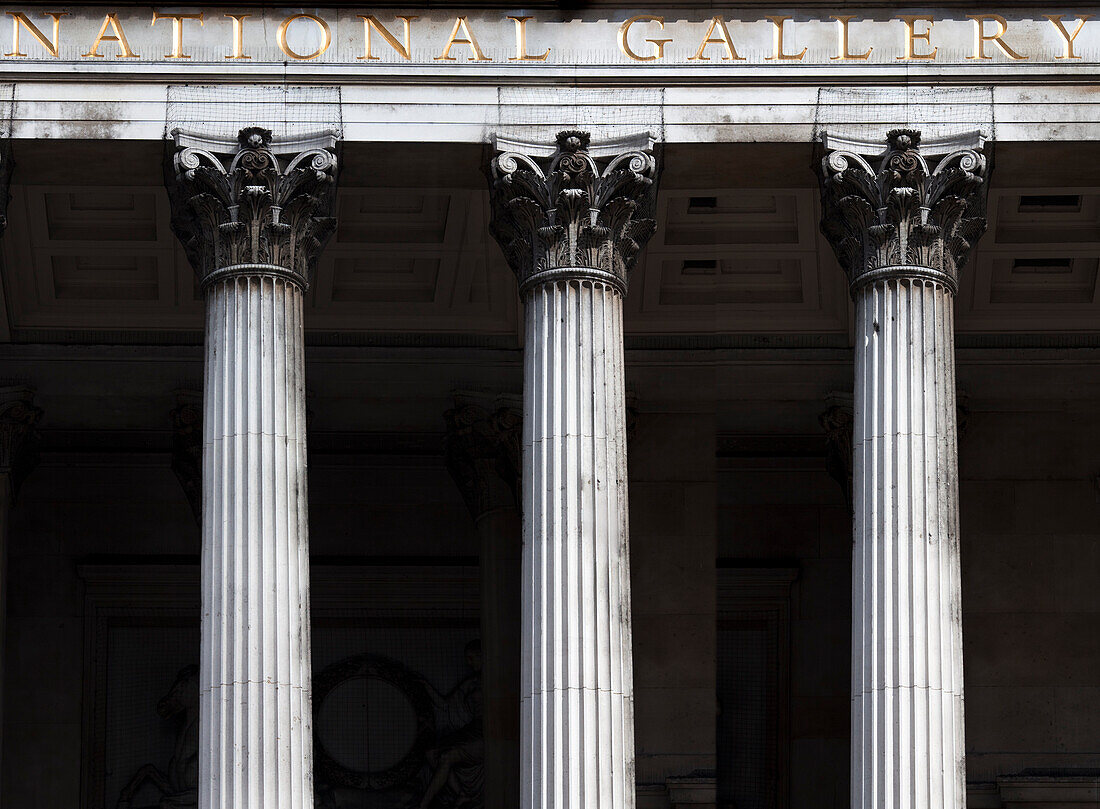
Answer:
[167,126,337,288]
[165,126,339,809]
[488,131,662,809]
[488,129,658,294]
[819,129,989,294]
[818,128,989,809]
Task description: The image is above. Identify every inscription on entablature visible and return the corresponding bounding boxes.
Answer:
[0,9,1095,65]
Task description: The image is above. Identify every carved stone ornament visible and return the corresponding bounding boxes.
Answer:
[0,385,42,498]
[443,401,521,518]
[166,126,338,290]
[488,130,659,295]
[819,397,854,512]
[169,391,202,526]
[818,128,990,295]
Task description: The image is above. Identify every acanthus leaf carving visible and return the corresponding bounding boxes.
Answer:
[818,128,990,294]
[488,130,659,292]
[167,126,338,289]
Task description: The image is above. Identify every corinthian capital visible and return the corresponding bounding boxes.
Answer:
[166,126,338,289]
[488,130,659,295]
[818,129,990,294]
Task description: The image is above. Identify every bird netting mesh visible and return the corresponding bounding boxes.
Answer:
[165,84,343,144]
[495,86,664,145]
[814,85,994,151]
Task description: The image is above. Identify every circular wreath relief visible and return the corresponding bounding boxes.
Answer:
[313,653,436,790]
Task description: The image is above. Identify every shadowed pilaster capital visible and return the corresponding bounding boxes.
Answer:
[0,385,41,499]
[165,126,339,290]
[487,130,660,296]
[443,396,521,519]
[169,389,202,526]
[817,128,990,296]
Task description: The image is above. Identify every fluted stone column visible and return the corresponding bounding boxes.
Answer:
[489,130,659,809]
[818,129,989,809]
[167,126,338,809]
[444,398,523,809]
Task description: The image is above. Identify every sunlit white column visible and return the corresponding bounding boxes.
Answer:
[819,129,990,809]
[167,126,338,809]
[489,130,659,809]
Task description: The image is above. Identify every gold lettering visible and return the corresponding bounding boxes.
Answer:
[358,15,416,61]
[6,11,66,58]
[83,13,138,58]
[435,16,490,61]
[508,16,549,61]
[689,16,745,61]
[765,16,806,60]
[277,13,331,60]
[830,15,872,60]
[151,12,203,59]
[1046,14,1091,59]
[224,14,249,60]
[618,15,671,61]
[897,15,937,60]
[967,14,1027,60]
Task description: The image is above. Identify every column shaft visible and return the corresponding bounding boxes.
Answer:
[200,275,313,809]
[522,278,634,809]
[818,129,987,808]
[851,278,965,809]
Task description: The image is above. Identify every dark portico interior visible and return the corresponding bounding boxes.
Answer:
[2,137,1098,809]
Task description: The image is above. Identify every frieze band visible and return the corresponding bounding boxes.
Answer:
[0,9,1096,64]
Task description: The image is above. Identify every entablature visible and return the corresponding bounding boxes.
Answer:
[0,7,1098,142]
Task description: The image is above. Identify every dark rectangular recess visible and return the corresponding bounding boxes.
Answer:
[1011,257,1074,273]
[1018,194,1082,212]
[682,259,718,273]
[688,196,718,209]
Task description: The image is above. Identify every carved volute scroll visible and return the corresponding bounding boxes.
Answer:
[443,401,521,519]
[166,126,338,289]
[818,128,990,295]
[0,386,41,500]
[488,129,659,295]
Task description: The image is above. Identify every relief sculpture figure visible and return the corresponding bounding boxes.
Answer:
[416,640,484,809]
[117,664,200,809]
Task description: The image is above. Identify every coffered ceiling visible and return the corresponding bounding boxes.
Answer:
[2,140,1099,344]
